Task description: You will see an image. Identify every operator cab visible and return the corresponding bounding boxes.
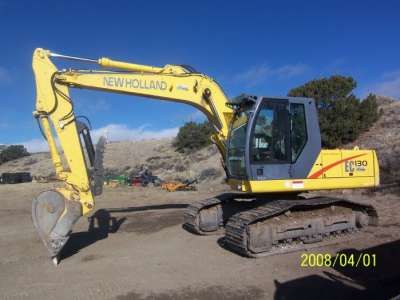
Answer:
[226,95,321,180]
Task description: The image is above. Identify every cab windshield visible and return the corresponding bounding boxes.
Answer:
[227,111,250,178]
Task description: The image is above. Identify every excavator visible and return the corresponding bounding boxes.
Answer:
[32,48,379,265]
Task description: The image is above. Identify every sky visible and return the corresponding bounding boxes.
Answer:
[0,0,399,152]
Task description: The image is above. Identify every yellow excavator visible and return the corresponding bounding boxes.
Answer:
[32,48,379,265]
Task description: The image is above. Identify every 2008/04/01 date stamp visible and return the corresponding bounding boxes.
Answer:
[301,253,377,268]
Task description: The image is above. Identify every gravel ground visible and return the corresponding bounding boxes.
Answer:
[0,182,399,299]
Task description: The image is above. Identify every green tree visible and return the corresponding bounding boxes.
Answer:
[0,145,30,164]
[173,121,214,152]
[288,75,379,148]
[359,94,379,131]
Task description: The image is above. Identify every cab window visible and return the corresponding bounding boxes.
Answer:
[251,101,290,163]
[290,103,307,162]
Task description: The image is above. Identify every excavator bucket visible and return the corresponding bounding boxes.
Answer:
[32,191,82,264]
[32,137,105,265]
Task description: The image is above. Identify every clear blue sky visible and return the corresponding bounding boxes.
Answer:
[0,0,399,151]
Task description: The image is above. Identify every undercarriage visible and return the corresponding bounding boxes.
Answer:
[183,194,378,257]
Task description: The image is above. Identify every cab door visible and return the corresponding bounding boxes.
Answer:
[289,98,322,179]
[248,98,291,180]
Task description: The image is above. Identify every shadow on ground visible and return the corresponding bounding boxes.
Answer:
[116,285,265,300]
[60,203,188,261]
[274,239,400,300]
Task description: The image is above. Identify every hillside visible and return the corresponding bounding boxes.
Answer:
[349,96,400,184]
[102,139,224,183]
[0,95,398,185]
[0,139,225,185]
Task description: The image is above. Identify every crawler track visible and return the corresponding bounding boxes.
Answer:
[224,197,378,257]
[183,197,225,235]
[183,193,303,235]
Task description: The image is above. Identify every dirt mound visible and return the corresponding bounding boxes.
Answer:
[348,96,400,184]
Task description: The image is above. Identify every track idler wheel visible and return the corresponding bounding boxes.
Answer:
[198,205,223,232]
[32,191,82,263]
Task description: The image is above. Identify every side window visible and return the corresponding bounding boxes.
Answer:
[290,103,307,162]
[251,102,290,163]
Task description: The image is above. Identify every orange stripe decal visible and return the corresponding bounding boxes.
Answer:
[308,153,367,179]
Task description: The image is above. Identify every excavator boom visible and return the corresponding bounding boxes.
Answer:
[32,48,233,262]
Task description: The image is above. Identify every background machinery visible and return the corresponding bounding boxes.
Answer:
[32,48,379,264]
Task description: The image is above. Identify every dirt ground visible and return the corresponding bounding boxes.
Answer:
[1,182,400,300]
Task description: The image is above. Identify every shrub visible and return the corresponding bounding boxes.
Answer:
[198,167,222,181]
[173,121,214,152]
[359,94,379,131]
[0,145,30,164]
[288,75,379,148]
[23,158,37,166]
[174,163,187,172]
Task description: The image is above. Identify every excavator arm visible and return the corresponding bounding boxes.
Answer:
[31,48,233,263]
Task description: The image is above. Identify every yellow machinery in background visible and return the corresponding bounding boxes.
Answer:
[161,179,198,192]
[32,48,379,264]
